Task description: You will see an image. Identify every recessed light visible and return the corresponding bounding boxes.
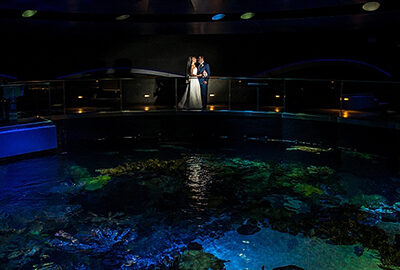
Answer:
[209,93,215,97]
[22,10,37,18]
[362,2,380,12]
[144,94,150,98]
[240,12,255,20]
[116,14,130,21]
[212,14,225,21]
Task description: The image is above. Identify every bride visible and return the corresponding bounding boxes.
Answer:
[178,56,203,109]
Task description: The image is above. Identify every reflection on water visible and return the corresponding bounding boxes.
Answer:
[184,155,212,216]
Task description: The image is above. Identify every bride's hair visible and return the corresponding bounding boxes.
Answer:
[186,56,193,78]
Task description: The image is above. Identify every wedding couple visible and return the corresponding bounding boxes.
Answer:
[178,56,210,110]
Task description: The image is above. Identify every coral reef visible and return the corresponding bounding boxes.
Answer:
[286,145,333,154]
[49,227,136,254]
[67,165,111,191]
[3,153,400,269]
[96,158,186,177]
[176,250,226,270]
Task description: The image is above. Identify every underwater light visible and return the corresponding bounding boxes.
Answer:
[240,12,255,20]
[212,14,225,21]
[116,14,130,21]
[22,10,37,18]
[209,93,215,97]
[275,95,280,98]
[144,94,150,98]
[362,2,380,11]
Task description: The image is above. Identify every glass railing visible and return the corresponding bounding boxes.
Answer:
[1,77,400,124]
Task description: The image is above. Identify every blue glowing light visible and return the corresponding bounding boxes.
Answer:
[0,125,57,159]
[212,14,226,21]
[255,58,392,77]
[0,73,17,80]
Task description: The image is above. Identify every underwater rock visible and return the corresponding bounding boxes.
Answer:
[237,219,261,235]
[354,245,364,257]
[237,223,261,235]
[4,245,42,268]
[286,145,333,154]
[273,266,305,270]
[377,222,400,245]
[176,249,226,270]
[96,158,186,177]
[67,165,112,191]
[360,203,400,222]
[283,197,311,214]
[75,175,111,191]
[32,262,61,270]
[340,148,379,161]
[68,166,91,180]
[350,194,388,209]
[293,183,324,198]
[187,242,203,251]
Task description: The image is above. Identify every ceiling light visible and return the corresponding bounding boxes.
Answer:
[212,14,225,21]
[240,12,255,20]
[116,14,130,21]
[362,2,380,12]
[22,10,37,18]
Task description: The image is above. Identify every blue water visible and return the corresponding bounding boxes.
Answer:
[0,141,398,269]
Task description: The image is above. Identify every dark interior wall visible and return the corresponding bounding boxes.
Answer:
[1,31,399,80]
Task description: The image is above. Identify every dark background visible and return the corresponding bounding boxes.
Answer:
[1,32,399,80]
[0,0,400,81]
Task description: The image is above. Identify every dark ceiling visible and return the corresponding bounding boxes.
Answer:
[0,0,399,34]
[0,0,385,14]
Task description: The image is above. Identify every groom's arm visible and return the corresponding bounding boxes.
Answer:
[205,64,210,83]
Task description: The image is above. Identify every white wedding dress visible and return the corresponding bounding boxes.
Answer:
[178,67,202,109]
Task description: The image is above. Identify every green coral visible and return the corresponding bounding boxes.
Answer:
[286,145,333,154]
[349,194,388,209]
[68,165,111,191]
[306,165,334,179]
[340,148,380,161]
[69,165,90,180]
[96,158,186,176]
[177,250,226,270]
[293,183,324,197]
[79,175,111,191]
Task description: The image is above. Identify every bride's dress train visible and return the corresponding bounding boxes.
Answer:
[178,67,202,109]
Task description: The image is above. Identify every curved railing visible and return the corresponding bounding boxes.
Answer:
[1,76,400,126]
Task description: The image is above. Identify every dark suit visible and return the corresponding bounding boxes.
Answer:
[197,62,210,109]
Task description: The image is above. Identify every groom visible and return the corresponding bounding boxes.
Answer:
[197,56,210,110]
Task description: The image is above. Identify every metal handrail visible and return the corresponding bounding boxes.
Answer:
[3,76,400,86]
